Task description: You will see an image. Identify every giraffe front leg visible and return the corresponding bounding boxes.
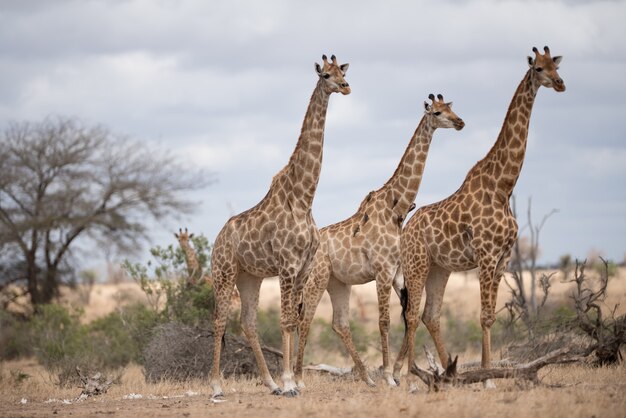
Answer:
[210,270,237,398]
[477,256,504,389]
[294,254,331,389]
[375,273,397,387]
[278,274,301,397]
[237,274,281,395]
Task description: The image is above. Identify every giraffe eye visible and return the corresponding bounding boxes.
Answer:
[433,111,442,116]
[535,67,543,72]
[323,73,330,79]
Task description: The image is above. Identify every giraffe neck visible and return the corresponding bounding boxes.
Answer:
[383,115,436,216]
[280,80,330,209]
[470,69,539,197]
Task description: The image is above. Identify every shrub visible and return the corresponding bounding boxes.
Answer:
[0,310,32,360]
[313,318,372,358]
[256,307,282,349]
[28,304,134,386]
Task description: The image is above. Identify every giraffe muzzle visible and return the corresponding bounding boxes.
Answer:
[454,119,465,130]
[553,78,566,92]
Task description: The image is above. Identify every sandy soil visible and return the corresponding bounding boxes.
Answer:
[1,360,625,418]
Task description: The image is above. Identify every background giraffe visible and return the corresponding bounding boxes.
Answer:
[175,227,205,286]
[393,46,565,390]
[175,227,240,306]
[209,55,350,398]
[294,95,465,388]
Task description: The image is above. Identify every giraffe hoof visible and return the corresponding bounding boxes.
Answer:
[365,379,376,388]
[211,392,225,399]
[282,388,300,397]
[393,378,401,386]
[270,388,283,396]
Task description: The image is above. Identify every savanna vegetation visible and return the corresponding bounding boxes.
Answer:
[1,117,625,417]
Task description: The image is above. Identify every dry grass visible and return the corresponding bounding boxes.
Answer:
[2,268,624,417]
[1,358,625,417]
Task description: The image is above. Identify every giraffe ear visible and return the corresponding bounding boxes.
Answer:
[315,62,323,76]
[424,101,431,112]
[527,56,535,68]
[552,56,563,65]
[174,233,179,239]
[189,233,194,239]
[446,101,453,107]
[339,63,349,74]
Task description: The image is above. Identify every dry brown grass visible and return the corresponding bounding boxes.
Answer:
[1,358,625,417]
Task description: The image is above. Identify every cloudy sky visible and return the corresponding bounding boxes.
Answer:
[1,0,624,266]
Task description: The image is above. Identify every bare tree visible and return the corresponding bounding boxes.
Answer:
[0,117,210,309]
[504,196,558,334]
[569,259,625,365]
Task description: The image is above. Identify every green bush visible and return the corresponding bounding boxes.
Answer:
[256,307,282,349]
[25,304,142,386]
[0,310,32,360]
[442,308,483,353]
[312,318,372,358]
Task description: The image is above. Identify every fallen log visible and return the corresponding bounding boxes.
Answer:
[410,345,595,391]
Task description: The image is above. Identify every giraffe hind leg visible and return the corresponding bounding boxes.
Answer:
[421,265,452,369]
[328,277,375,387]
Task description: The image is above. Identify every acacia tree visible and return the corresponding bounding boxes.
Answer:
[0,117,210,309]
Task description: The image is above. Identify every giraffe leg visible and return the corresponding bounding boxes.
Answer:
[482,248,509,389]
[278,273,300,397]
[477,255,503,389]
[328,277,375,387]
[236,273,281,394]
[421,265,452,368]
[393,242,429,392]
[294,252,331,389]
[375,271,397,387]
[209,265,237,398]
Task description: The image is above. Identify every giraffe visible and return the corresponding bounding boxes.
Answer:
[393,46,565,390]
[175,227,205,286]
[294,94,465,388]
[175,227,240,306]
[209,55,350,398]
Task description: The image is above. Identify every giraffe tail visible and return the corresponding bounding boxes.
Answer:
[400,286,409,332]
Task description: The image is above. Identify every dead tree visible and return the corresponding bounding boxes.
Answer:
[504,196,557,339]
[75,367,112,401]
[569,259,625,365]
[410,346,593,391]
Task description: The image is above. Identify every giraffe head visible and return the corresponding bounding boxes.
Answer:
[424,94,465,131]
[527,46,565,92]
[174,227,194,245]
[315,54,351,95]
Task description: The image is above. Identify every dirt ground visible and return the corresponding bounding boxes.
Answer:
[1,360,625,418]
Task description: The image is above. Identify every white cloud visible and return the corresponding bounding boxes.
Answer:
[1,0,625,263]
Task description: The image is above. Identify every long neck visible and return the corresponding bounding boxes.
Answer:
[282,80,330,209]
[182,245,201,281]
[383,115,436,216]
[471,70,539,196]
